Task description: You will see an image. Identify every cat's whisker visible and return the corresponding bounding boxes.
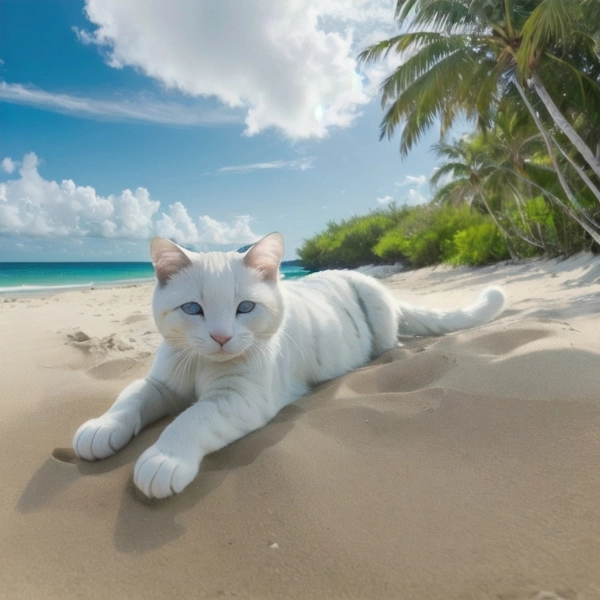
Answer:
[176,350,193,377]
[167,346,200,383]
[244,345,258,365]
[277,329,306,362]
[249,338,277,364]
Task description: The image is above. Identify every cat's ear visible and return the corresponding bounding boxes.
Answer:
[244,232,284,281]
[150,237,192,286]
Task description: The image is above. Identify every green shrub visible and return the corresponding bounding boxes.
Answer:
[299,202,511,271]
[445,222,509,266]
[298,211,399,270]
[371,228,407,262]
[374,204,499,267]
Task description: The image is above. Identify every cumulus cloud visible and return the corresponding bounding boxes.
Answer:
[406,188,428,204]
[196,215,259,245]
[155,203,259,246]
[1,157,17,174]
[155,201,200,246]
[0,153,159,238]
[313,0,395,24]
[76,0,397,139]
[396,175,427,187]
[360,47,405,98]
[376,173,430,206]
[0,153,260,247]
[430,166,455,190]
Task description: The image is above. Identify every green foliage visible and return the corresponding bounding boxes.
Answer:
[374,204,508,267]
[360,0,600,159]
[372,228,407,263]
[447,223,510,266]
[525,196,554,228]
[299,203,510,271]
[297,210,402,270]
[360,0,600,247]
[520,196,590,255]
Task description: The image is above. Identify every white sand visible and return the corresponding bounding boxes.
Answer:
[1,255,599,599]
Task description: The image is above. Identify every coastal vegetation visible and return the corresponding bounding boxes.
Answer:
[298,203,511,270]
[300,0,600,270]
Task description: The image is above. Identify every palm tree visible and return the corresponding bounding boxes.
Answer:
[431,115,598,254]
[358,0,538,155]
[359,0,600,174]
[517,0,600,178]
[430,133,528,259]
[359,0,600,244]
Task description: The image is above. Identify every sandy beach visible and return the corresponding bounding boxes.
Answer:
[1,255,600,600]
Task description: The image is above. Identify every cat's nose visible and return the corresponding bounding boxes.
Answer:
[210,333,232,347]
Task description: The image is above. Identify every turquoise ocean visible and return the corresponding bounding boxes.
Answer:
[0,262,308,295]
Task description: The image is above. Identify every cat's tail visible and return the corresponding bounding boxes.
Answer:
[396,286,505,337]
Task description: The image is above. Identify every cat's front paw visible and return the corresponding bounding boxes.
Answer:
[133,445,200,499]
[73,413,139,461]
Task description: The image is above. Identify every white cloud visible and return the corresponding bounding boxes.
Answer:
[0,81,239,126]
[430,166,455,189]
[399,173,429,204]
[314,0,394,24]
[359,47,404,98]
[396,174,427,187]
[105,187,159,239]
[77,0,397,139]
[376,173,430,206]
[0,153,260,247]
[0,152,159,238]
[218,157,314,175]
[155,201,200,246]
[154,202,258,248]
[196,215,259,245]
[406,188,427,205]
[1,157,17,174]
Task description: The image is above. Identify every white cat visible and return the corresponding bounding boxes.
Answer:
[73,233,505,499]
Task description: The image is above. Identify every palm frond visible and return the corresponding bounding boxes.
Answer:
[358,34,407,63]
[517,0,569,70]
[430,161,471,185]
[405,0,476,32]
[395,0,421,21]
[378,34,474,106]
[381,44,499,154]
[432,178,475,207]
[544,53,600,112]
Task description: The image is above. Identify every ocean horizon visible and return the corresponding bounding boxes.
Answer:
[0,261,309,296]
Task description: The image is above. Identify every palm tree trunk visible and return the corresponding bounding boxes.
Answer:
[476,191,519,261]
[552,135,600,206]
[529,71,600,180]
[514,79,600,246]
[507,184,545,249]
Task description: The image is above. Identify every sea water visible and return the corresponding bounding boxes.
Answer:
[0,262,308,296]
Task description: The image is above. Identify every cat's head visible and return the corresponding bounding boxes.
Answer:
[150,233,285,362]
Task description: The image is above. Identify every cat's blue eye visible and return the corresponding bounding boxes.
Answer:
[181,302,203,315]
[237,301,255,314]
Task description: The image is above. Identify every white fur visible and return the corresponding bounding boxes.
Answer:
[73,233,505,499]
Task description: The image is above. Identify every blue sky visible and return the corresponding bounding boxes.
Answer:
[0,0,442,261]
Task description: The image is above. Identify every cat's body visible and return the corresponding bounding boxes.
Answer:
[74,233,505,499]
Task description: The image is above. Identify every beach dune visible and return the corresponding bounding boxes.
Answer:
[1,255,600,599]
